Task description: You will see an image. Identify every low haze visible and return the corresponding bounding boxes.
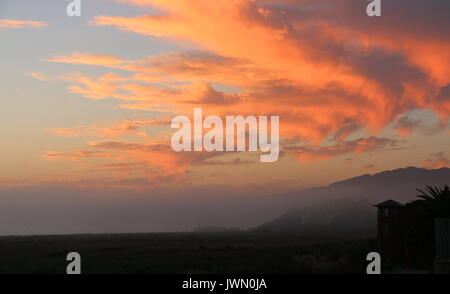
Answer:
[1,0,450,235]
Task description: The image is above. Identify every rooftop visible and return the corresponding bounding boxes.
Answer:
[374,199,404,208]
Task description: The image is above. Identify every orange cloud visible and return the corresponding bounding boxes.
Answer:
[43,150,116,161]
[0,19,48,29]
[86,1,450,142]
[44,52,127,67]
[47,118,171,138]
[38,0,450,187]
[42,138,252,188]
[27,72,50,81]
[423,152,450,169]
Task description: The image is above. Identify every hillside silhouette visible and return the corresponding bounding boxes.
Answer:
[256,167,450,236]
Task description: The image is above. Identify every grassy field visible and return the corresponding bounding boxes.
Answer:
[0,233,376,274]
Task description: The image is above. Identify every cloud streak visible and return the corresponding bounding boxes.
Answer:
[0,19,48,29]
[285,137,406,162]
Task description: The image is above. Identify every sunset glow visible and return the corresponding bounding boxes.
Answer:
[1,0,450,234]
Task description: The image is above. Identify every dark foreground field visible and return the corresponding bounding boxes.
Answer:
[0,233,375,274]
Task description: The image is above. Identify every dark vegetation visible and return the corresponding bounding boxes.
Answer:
[0,233,375,274]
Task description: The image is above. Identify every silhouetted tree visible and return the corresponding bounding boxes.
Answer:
[412,185,450,219]
[406,185,450,267]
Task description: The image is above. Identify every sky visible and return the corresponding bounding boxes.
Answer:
[0,0,450,234]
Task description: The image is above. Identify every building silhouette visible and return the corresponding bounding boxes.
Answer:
[375,200,450,273]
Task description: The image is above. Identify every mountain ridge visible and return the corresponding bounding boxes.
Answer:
[255,166,450,235]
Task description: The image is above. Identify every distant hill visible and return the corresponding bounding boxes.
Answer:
[328,166,450,192]
[273,167,450,206]
[255,167,450,235]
